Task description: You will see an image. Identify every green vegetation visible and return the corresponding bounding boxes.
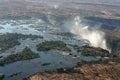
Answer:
[0,33,20,53]
[0,73,4,79]
[8,72,22,78]
[75,58,114,67]
[80,59,110,64]
[53,32,74,37]
[0,33,43,53]
[41,61,51,66]
[72,45,110,57]
[53,67,81,73]
[0,47,40,66]
[37,41,71,52]
[45,67,81,74]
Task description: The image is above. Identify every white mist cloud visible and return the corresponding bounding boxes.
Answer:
[65,16,109,50]
[54,4,59,9]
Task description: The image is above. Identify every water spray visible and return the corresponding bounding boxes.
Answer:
[70,16,109,51]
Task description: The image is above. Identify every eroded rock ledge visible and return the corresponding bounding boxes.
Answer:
[23,61,120,80]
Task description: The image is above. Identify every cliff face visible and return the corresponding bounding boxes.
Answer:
[26,62,120,80]
[79,62,120,80]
